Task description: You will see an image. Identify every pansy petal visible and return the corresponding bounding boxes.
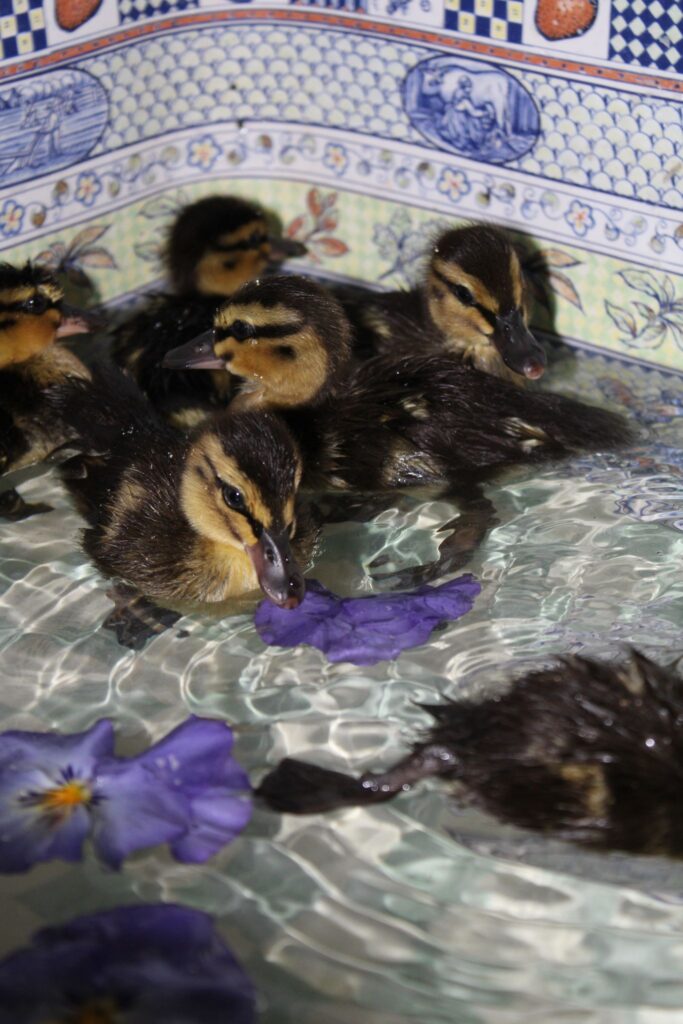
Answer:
[0,720,114,778]
[0,792,89,873]
[133,718,251,793]
[91,760,189,869]
[255,576,481,665]
[170,792,253,863]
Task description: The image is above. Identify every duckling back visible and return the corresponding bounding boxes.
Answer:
[258,651,683,859]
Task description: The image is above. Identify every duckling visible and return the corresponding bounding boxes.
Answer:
[165,275,632,494]
[338,223,546,385]
[47,364,307,610]
[111,195,307,420]
[258,650,683,859]
[0,261,91,475]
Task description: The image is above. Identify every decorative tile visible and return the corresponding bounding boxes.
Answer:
[0,0,46,60]
[444,0,524,43]
[118,0,198,23]
[289,0,367,9]
[609,0,682,74]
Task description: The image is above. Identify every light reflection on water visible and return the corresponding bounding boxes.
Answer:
[0,351,682,1021]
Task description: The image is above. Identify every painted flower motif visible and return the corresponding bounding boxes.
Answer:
[0,905,256,1024]
[74,171,102,208]
[0,199,24,237]
[565,199,595,237]
[323,142,348,175]
[254,575,481,666]
[437,168,470,202]
[188,134,221,171]
[0,717,251,873]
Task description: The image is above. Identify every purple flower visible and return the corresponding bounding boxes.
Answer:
[0,718,251,873]
[0,904,255,1024]
[254,575,481,665]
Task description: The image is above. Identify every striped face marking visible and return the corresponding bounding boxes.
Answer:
[195,218,272,296]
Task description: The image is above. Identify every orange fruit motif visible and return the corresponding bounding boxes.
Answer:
[55,0,103,31]
[535,0,598,40]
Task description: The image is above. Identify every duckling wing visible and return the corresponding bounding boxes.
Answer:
[334,284,430,360]
[297,354,633,490]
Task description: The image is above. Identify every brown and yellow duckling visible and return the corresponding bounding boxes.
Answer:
[0,261,91,476]
[47,364,307,610]
[339,223,546,385]
[111,194,306,421]
[164,275,631,494]
[259,650,683,860]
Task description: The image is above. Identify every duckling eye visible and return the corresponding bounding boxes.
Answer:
[230,320,256,342]
[451,284,474,306]
[222,484,245,510]
[23,294,48,315]
[248,231,268,248]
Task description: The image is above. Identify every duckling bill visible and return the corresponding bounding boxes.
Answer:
[46,365,307,610]
[258,650,683,859]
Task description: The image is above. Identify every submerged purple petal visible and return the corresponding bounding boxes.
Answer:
[0,904,256,1024]
[254,575,482,665]
[0,719,114,777]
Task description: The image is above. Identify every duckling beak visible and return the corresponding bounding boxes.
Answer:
[162,330,225,370]
[267,237,308,262]
[248,528,306,609]
[56,303,102,338]
[492,309,547,380]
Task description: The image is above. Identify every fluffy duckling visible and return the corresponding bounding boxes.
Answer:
[339,224,546,385]
[111,195,306,420]
[0,261,91,475]
[165,275,632,493]
[162,275,352,412]
[48,365,307,610]
[258,650,683,859]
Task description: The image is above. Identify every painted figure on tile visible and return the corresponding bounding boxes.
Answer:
[404,56,540,165]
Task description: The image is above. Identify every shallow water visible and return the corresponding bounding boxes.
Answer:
[1,346,683,1021]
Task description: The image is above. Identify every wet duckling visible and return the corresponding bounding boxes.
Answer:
[339,223,546,385]
[48,365,307,610]
[166,276,632,493]
[111,195,307,419]
[162,275,352,412]
[258,650,683,859]
[0,261,91,475]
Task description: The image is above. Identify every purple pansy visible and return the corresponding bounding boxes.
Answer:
[0,718,251,873]
[0,904,255,1024]
[254,575,481,665]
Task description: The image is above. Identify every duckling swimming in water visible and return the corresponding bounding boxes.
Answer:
[48,365,307,610]
[338,223,546,385]
[0,262,92,519]
[111,195,307,420]
[258,650,683,859]
[165,275,631,492]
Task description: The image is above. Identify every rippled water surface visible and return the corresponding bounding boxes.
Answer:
[1,348,683,1022]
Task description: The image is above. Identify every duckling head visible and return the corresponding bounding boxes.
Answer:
[425,225,546,382]
[0,262,91,369]
[180,409,306,607]
[166,195,307,298]
[163,276,352,411]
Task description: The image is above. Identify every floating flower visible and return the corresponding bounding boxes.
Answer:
[437,168,470,202]
[74,171,102,208]
[0,717,251,873]
[323,142,348,175]
[188,134,221,171]
[254,575,481,665]
[565,199,595,237]
[0,198,24,237]
[0,904,256,1023]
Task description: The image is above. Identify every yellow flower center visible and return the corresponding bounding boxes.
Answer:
[40,780,91,813]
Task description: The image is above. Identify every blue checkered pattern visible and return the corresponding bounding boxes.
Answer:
[610,0,682,74]
[0,0,46,60]
[444,0,523,43]
[289,0,368,9]
[117,0,198,23]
